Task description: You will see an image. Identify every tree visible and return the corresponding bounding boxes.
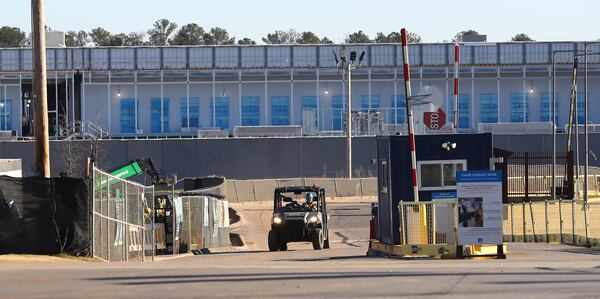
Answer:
[512,33,534,42]
[89,27,112,46]
[262,29,301,44]
[345,30,373,43]
[65,30,89,47]
[0,26,27,47]
[320,37,333,44]
[237,38,256,45]
[147,18,178,46]
[297,31,321,44]
[453,30,480,42]
[203,27,235,45]
[407,32,422,43]
[170,23,205,45]
[123,32,145,46]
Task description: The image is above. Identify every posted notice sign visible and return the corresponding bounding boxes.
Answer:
[456,170,503,246]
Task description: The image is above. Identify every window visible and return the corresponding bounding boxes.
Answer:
[301,96,317,126]
[450,94,470,129]
[418,160,466,190]
[242,96,260,126]
[360,95,380,111]
[151,98,169,133]
[271,96,290,125]
[120,99,136,133]
[540,93,559,123]
[510,93,529,122]
[480,93,498,123]
[577,93,585,124]
[332,96,344,130]
[0,99,12,131]
[211,97,229,129]
[391,95,406,124]
[181,97,199,128]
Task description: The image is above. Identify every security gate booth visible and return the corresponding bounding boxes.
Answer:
[374,133,494,253]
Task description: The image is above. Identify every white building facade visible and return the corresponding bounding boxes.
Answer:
[0,42,598,137]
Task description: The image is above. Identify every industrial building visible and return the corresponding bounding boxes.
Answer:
[0,42,598,137]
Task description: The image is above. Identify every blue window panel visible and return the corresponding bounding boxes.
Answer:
[301,96,317,109]
[242,96,260,126]
[540,93,559,123]
[479,93,498,124]
[449,94,470,128]
[360,95,381,111]
[301,96,317,126]
[120,99,136,133]
[180,97,200,128]
[510,93,529,123]
[391,95,406,124]
[151,98,169,133]
[0,99,12,131]
[577,93,585,124]
[271,96,290,126]
[332,96,344,130]
[211,97,230,129]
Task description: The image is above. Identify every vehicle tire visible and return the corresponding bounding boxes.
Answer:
[312,228,324,250]
[323,231,331,249]
[279,242,288,251]
[268,230,279,252]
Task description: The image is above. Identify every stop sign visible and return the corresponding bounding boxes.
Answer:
[424,108,447,130]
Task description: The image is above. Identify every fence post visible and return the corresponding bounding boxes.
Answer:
[522,200,526,242]
[559,198,563,243]
[584,200,589,246]
[107,175,111,261]
[525,152,529,203]
[529,201,536,242]
[124,183,128,262]
[572,199,576,244]
[544,199,549,243]
[510,202,515,242]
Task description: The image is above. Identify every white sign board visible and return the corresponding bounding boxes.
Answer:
[456,170,503,246]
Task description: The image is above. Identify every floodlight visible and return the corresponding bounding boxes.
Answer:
[332,50,339,65]
[350,51,357,62]
[340,48,347,62]
[359,51,366,65]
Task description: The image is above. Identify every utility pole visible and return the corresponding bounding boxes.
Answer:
[346,61,352,179]
[32,0,51,178]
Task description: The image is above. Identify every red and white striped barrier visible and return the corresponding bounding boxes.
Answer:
[400,28,420,203]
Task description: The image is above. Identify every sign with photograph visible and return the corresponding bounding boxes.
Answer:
[456,170,503,246]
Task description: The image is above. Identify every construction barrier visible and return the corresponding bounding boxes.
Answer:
[174,196,230,253]
[92,166,155,262]
[226,177,377,203]
[503,199,600,247]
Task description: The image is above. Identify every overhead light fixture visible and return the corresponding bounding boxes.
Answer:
[117,87,121,98]
[529,88,534,94]
[325,88,329,95]
[339,48,347,62]
[442,141,457,151]
[222,88,226,97]
[27,99,31,104]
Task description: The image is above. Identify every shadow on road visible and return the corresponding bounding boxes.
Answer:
[88,270,599,286]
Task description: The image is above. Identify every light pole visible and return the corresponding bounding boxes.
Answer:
[333,48,365,179]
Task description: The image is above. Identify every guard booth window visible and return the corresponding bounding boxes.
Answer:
[418,160,466,190]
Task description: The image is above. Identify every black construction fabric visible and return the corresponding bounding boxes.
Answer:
[0,176,90,256]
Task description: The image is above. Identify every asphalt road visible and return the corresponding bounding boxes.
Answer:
[2,200,600,298]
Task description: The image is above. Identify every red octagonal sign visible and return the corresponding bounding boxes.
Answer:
[424,108,447,130]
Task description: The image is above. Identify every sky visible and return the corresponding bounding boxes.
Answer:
[2,0,599,43]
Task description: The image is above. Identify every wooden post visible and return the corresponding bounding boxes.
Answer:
[32,0,51,178]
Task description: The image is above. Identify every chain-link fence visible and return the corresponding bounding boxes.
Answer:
[92,166,155,261]
[503,199,600,247]
[399,201,457,246]
[173,196,230,253]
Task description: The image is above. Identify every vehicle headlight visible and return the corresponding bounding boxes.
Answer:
[273,217,282,224]
[309,216,318,223]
